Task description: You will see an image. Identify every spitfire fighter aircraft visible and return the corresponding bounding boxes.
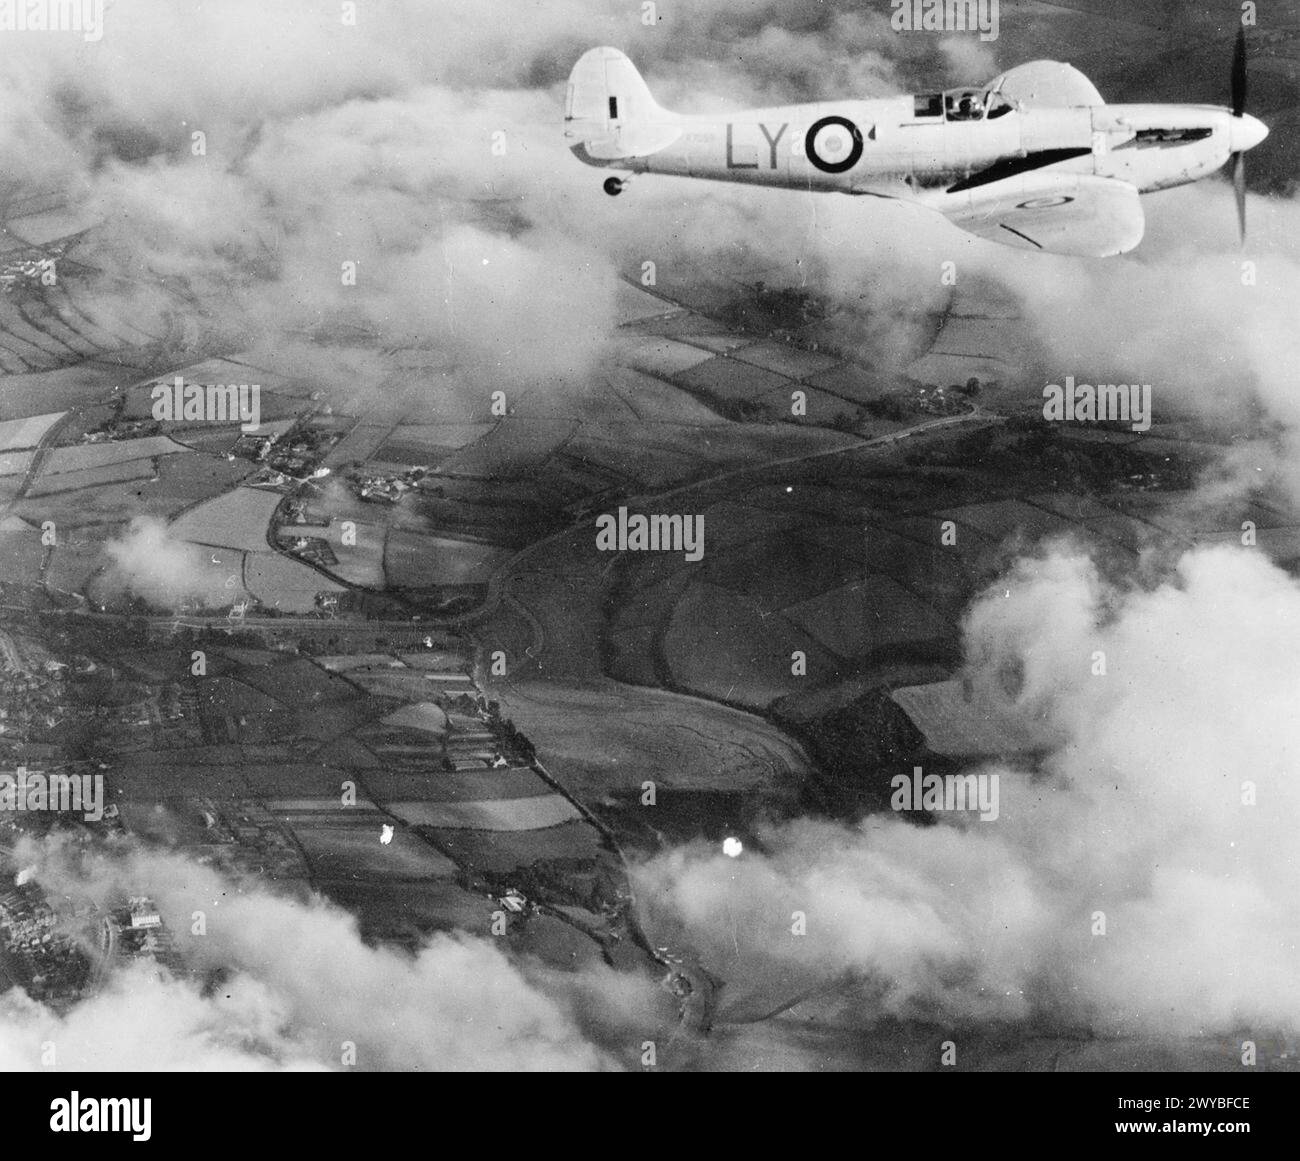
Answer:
[564,32,1267,257]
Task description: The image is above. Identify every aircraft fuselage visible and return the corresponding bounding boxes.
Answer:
[573,98,1262,205]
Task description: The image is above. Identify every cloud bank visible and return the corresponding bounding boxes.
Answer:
[636,543,1300,1044]
[2,839,657,1071]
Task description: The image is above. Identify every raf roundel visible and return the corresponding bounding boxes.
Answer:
[805,115,864,174]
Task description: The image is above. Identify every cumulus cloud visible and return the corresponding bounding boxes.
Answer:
[636,543,1300,1042]
[2,838,657,1071]
[99,516,240,611]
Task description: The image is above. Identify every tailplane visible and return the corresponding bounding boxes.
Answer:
[564,47,681,162]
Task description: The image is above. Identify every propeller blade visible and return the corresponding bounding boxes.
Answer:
[1233,150,1247,243]
[1231,24,1248,117]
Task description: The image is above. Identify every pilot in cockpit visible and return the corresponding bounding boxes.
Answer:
[944,90,985,121]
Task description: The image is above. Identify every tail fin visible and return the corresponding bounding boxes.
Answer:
[564,47,681,162]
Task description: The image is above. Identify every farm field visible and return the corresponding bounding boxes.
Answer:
[168,487,284,550]
[27,460,154,496]
[0,410,63,450]
[384,795,582,831]
[293,824,460,881]
[244,551,343,612]
[0,451,35,477]
[385,532,512,588]
[42,435,187,474]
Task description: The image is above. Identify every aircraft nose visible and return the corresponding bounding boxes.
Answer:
[1230,113,1268,152]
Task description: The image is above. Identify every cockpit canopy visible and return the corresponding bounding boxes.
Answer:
[914,87,1016,122]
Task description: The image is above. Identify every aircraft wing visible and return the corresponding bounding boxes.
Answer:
[933,172,1145,257]
[988,60,1104,106]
